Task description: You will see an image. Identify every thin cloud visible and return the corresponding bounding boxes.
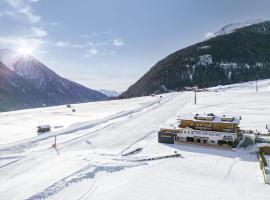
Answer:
[0,36,45,52]
[85,48,98,57]
[55,40,107,49]
[88,48,98,55]
[56,35,123,58]
[45,21,61,27]
[93,41,107,47]
[80,30,112,38]
[84,48,117,58]
[31,27,47,37]
[21,7,40,23]
[81,34,95,38]
[0,36,44,46]
[0,1,46,55]
[113,38,124,46]
[55,41,71,47]
[5,0,41,23]
[0,10,16,17]
[55,41,84,48]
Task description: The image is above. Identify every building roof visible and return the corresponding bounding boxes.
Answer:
[37,125,51,129]
[178,113,240,124]
[257,143,270,148]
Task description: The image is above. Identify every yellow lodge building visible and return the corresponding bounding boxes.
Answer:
[179,113,241,133]
[158,113,242,148]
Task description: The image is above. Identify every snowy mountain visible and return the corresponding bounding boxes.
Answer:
[99,89,120,97]
[121,20,270,98]
[210,19,264,38]
[0,61,44,111]
[0,49,108,111]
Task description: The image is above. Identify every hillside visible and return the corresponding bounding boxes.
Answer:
[0,62,45,111]
[121,21,270,98]
[0,49,108,111]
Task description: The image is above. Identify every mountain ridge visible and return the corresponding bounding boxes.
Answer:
[121,20,270,98]
[0,49,108,111]
[99,89,120,97]
[210,19,264,38]
[0,61,46,111]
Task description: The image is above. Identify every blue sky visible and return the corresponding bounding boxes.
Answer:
[0,0,270,91]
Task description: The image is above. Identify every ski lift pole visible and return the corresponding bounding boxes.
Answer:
[194,91,197,105]
[52,136,57,148]
[255,72,258,92]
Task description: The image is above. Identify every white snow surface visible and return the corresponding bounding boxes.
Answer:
[197,54,213,66]
[210,19,264,38]
[1,80,270,200]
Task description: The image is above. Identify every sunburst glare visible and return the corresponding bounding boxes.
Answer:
[17,46,34,56]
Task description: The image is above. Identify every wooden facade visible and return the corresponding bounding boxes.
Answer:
[179,119,240,133]
[158,114,242,148]
[258,146,270,155]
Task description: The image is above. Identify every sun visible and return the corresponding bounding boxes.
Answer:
[17,46,34,56]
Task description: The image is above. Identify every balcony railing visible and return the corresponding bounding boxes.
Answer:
[223,136,234,141]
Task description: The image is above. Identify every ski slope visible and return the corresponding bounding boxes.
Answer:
[0,80,270,200]
[0,96,161,145]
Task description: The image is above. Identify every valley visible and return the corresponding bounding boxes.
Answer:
[0,80,269,199]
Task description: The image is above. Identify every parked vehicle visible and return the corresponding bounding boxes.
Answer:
[37,125,51,134]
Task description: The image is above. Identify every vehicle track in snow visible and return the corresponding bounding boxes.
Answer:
[0,94,178,173]
[225,158,238,182]
[26,162,144,200]
[31,93,179,156]
[1,92,192,200]
[0,94,174,154]
[33,93,191,199]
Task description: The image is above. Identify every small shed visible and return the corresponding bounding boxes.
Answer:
[37,125,51,133]
[158,130,177,144]
[257,143,270,155]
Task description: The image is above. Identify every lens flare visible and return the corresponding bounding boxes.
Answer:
[17,47,34,56]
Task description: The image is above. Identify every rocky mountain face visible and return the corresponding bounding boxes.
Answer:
[0,62,44,111]
[0,49,108,111]
[121,21,270,98]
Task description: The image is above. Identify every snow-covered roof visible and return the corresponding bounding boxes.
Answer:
[178,113,240,124]
[180,127,194,131]
[257,143,270,148]
[37,125,51,129]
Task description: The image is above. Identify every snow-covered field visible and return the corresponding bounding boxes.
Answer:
[0,96,162,145]
[0,80,270,200]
